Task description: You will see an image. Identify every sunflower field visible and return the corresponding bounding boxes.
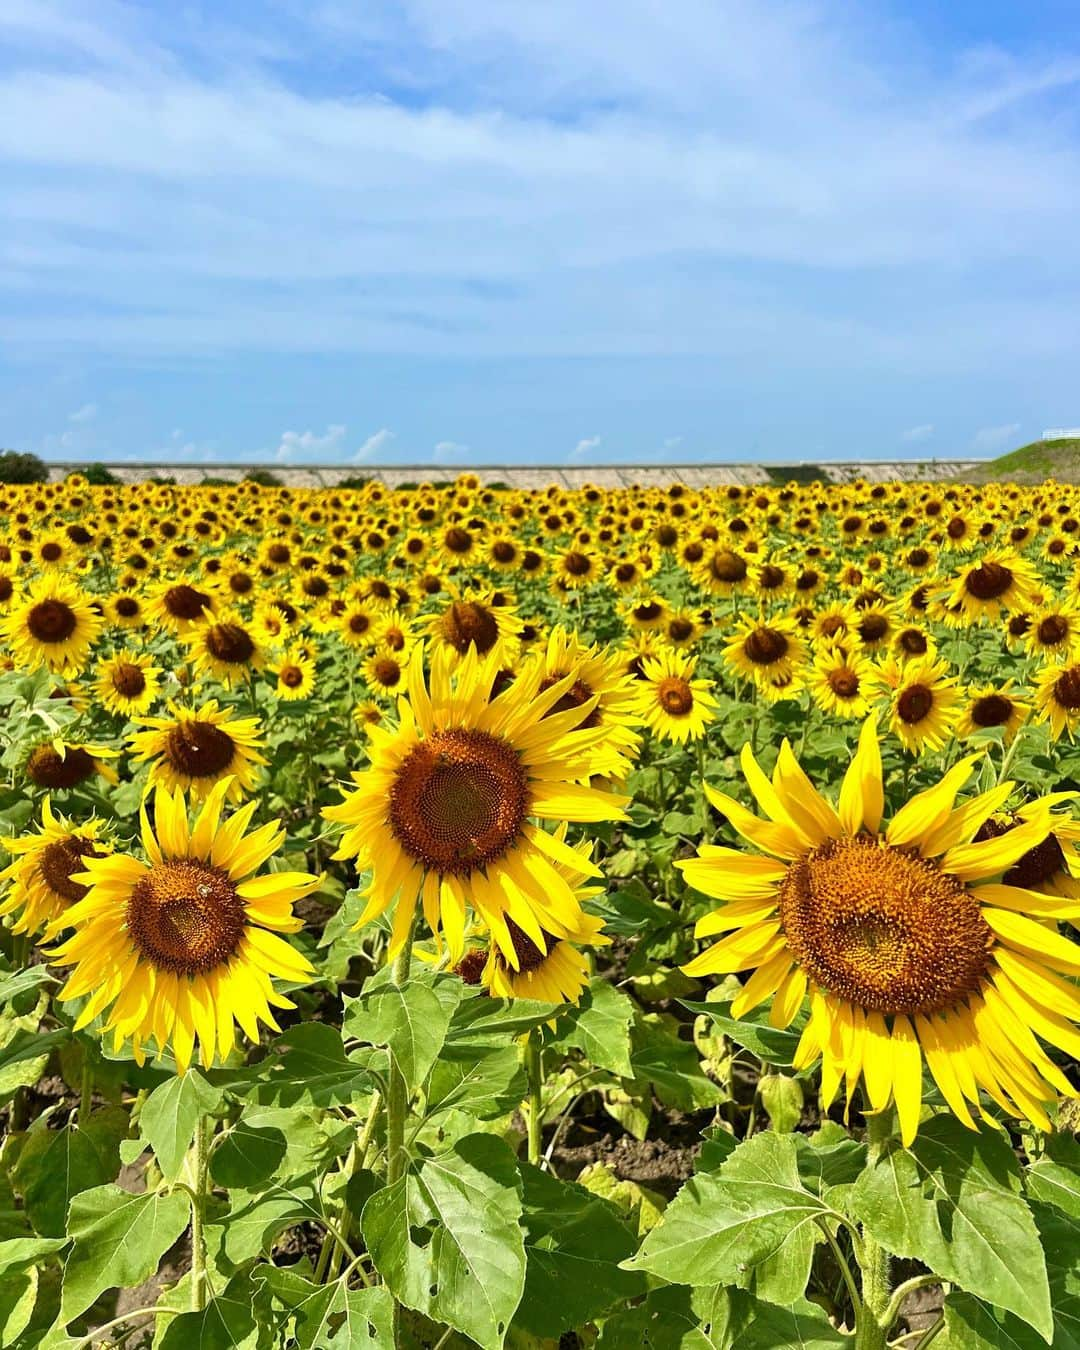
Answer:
[3,470,1080,1350]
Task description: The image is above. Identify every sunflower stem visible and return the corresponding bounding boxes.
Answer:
[854,1110,895,1349]
[79,1060,93,1123]
[997,724,1025,786]
[385,914,417,1344]
[525,1029,544,1166]
[190,1114,210,1313]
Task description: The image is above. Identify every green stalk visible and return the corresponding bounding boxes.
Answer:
[190,1115,210,1313]
[525,1030,544,1166]
[854,1110,894,1349]
[79,1060,93,1124]
[384,914,417,1344]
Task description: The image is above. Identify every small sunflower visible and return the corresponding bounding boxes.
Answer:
[24,740,119,792]
[723,617,805,692]
[423,592,521,669]
[103,591,146,629]
[634,648,717,744]
[49,780,321,1071]
[1025,601,1080,663]
[363,649,408,698]
[272,647,317,702]
[1,575,102,675]
[1034,662,1080,741]
[937,549,1041,626]
[129,699,268,801]
[872,656,962,756]
[147,579,218,635]
[679,716,1080,1143]
[808,646,875,719]
[95,650,162,717]
[0,798,111,937]
[958,682,1031,745]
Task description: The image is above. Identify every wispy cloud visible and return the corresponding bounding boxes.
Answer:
[569,436,602,463]
[68,402,97,423]
[433,439,470,463]
[901,423,934,443]
[353,428,395,462]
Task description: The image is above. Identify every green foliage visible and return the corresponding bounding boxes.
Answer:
[0,450,48,483]
[74,462,120,485]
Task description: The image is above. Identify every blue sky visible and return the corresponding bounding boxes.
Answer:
[1,1,1078,467]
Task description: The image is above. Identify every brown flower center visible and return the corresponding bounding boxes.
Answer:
[26,745,96,788]
[898,628,928,655]
[164,584,212,621]
[492,541,516,563]
[1037,615,1069,646]
[970,693,1013,727]
[743,626,789,665]
[858,614,889,643]
[444,527,473,554]
[111,662,146,698]
[205,622,256,665]
[39,836,102,903]
[389,729,529,875]
[563,551,591,577]
[758,564,785,590]
[373,657,402,687]
[657,676,693,716]
[1054,667,1080,712]
[778,836,992,1014]
[165,720,237,778]
[964,561,1013,601]
[41,542,64,562]
[709,549,748,584]
[499,916,558,974]
[280,665,304,689]
[28,600,77,644]
[897,684,934,724]
[126,860,245,975]
[440,601,499,655]
[827,669,860,699]
[115,596,140,617]
[539,673,599,728]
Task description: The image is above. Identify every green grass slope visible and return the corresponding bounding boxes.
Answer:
[979,437,1080,483]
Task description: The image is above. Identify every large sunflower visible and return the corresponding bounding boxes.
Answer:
[0,798,111,937]
[50,781,321,1071]
[1,575,102,675]
[679,717,1080,1143]
[323,645,627,965]
[129,699,267,801]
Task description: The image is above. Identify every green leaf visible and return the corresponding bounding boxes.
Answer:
[630,1013,726,1112]
[157,1291,258,1350]
[596,1284,752,1349]
[849,1115,1052,1340]
[0,1027,68,1073]
[348,977,458,1094]
[1026,1134,1080,1219]
[758,1074,803,1133]
[258,1267,394,1348]
[0,1264,38,1347]
[238,1024,379,1109]
[556,980,635,1077]
[425,1042,527,1121]
[681,1000,805,1066]
[624,1132,827,1306]
[13,1107,128,1237]
[515,1163,643,1337]
[216,1178,321,1268]
[61,1185,191,1322]
[139,1070,223,1181]
[0,1236,67,1274]
[0,966,54,1005]
[738,1296,850,1348]
[447,994,564,1042]
[361,1133,526,1350]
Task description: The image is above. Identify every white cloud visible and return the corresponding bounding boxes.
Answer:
[662,435,683,455]
[901,423,934,442]
[353,428,395,462]
[569,436,602,462]
[433,440,470,463]
[972,422,1022,452]
[68,402,97,423]
[274,423,346,462]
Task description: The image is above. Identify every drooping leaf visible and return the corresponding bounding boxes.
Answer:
[681,1000,805,1067]
[61,1185,191,1322]
[849,1115,1052,1340]
[347,977,459,1095]
[596,1283,753,1349]
[515,1163,643,1337]
[361,1133,525,1350]
[630,1013,726,1112]
[237,1024,380,1109]
[258,1266,394,1348]
[425,1042,527,1121]
[447,994,564,1042]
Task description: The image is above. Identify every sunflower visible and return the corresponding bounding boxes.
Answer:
[480,908,610,1003]
[633,648,717,744]
[723,617,805,692]
[24,740,119,791]
[336,600,378,650]
[689,545,752,597]
[272,647,317,702]
[872,656,962,756]
[679,716,1080,1143]
[129,699,267,801]
[958,682,1030,745]
[937,549,1041,625]
[1033,661,1080,741]
[49,781,321,1071]
[1025,601,1080,663]
[323,645,627,963]
[182,611,266,689]
[146,579,218,635]
[422,592,521,669]
[0,798,111,937]
[554,546,602,590]
[808,646,875,719]
[363,649,408,698]
[103,591,146,630]
[974,802,1080,902]
[95,650,162,717]
[1,575,102,675]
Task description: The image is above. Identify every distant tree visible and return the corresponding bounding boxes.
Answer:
[0,451,48,484]
[243,468,283,487]
[337,475,372,489]
[148,475,177,485]
[76,463,120,486]
[200,476,232,486]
